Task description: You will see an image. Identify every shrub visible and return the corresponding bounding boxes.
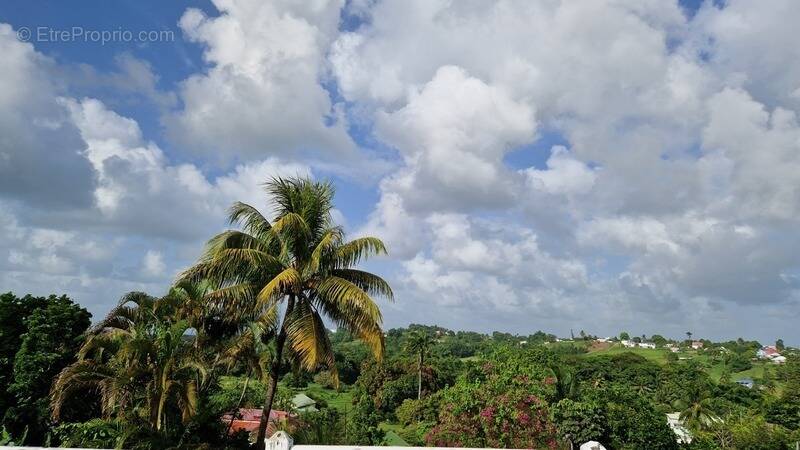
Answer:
[314,371,338,390]
[51,419,123,449]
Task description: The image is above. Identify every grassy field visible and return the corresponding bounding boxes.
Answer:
[582,343,777,383]
[585,344,671,363]
[300,382,355,413]
[298,383,408,445]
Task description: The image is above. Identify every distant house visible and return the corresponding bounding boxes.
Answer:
[666,413,692,444]
[292,393,318,412]
[639,342,656,349]
[621,340,637,348]
[769,355,787,364]
[666,344,679,353]
[736,378,754,389]
[757,345,780,359]
[222,408,292,438]
[691,341,704,349]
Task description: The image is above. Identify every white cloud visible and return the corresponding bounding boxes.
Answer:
[0,28,315,316]
[0,25,94,208]
[167,0,355,162]
[4,1,800,342]
[523,146,596,196]
[331,0,800,341]
[692,0,800,113]
[701,88,800,222]
[375,65,536,212]
[142,250,167,278]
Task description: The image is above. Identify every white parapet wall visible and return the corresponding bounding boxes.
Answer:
[0,432,606,450]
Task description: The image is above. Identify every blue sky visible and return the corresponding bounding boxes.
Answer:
[1,0,799,344]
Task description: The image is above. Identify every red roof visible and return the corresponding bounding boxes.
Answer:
[762,346,779,355]
[222,408,292,436]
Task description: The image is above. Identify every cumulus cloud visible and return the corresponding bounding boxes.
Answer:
[142,250,167,278]
[4,0,800,341]
[0,25,94,209]
[375,65,536,212]
[166,0,355,162]
[334,0,800,341]
[0,25,314,317]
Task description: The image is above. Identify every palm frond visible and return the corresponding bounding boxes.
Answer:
[307,227,344,275]
[314,277,384,360]
[333,237,388,268]
[331,268,394,301]
[227,202,273,239]
[271,212,312,241]
[255,267,300,308]
[285,301,336,374]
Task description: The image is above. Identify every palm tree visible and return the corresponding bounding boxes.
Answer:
[686,331,693,343]
[218,317,275,436]
[550,365,580,401]
[404,331,434,401]
[181,177,392,448]
[166,279,214,348]
[674,385,719,431]
[51,292,207,434]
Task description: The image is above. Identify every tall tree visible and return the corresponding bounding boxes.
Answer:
[181,177,392,448]
[674,385,718,432]
[51,293,207,435]
[4,295,90,445]
[404,331,434,400]
[0,293,47,420]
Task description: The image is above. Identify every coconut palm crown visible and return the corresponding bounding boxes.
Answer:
[180,177,393,446]
[51,292,207,433]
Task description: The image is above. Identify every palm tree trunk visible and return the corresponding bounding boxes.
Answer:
[254,295,295,449]
[417,352,423,401]
[225,372,251,436]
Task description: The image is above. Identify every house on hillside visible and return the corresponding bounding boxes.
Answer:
[757,345,779,359]
[292,393,318,412]
[691,341,704,349]
[736,378,754,389]
[639,342,656,349]
[769,354,787,364]
[621,340,637,348]
[666,344,679,352]
[222,408,292,438]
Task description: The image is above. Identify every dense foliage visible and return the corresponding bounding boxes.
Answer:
[0,293,90,445]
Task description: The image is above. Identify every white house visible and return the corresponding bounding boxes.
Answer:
[770,355,787,364]
[757,345,779,359]
[639,342,656,349]
[666,413,692,444]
